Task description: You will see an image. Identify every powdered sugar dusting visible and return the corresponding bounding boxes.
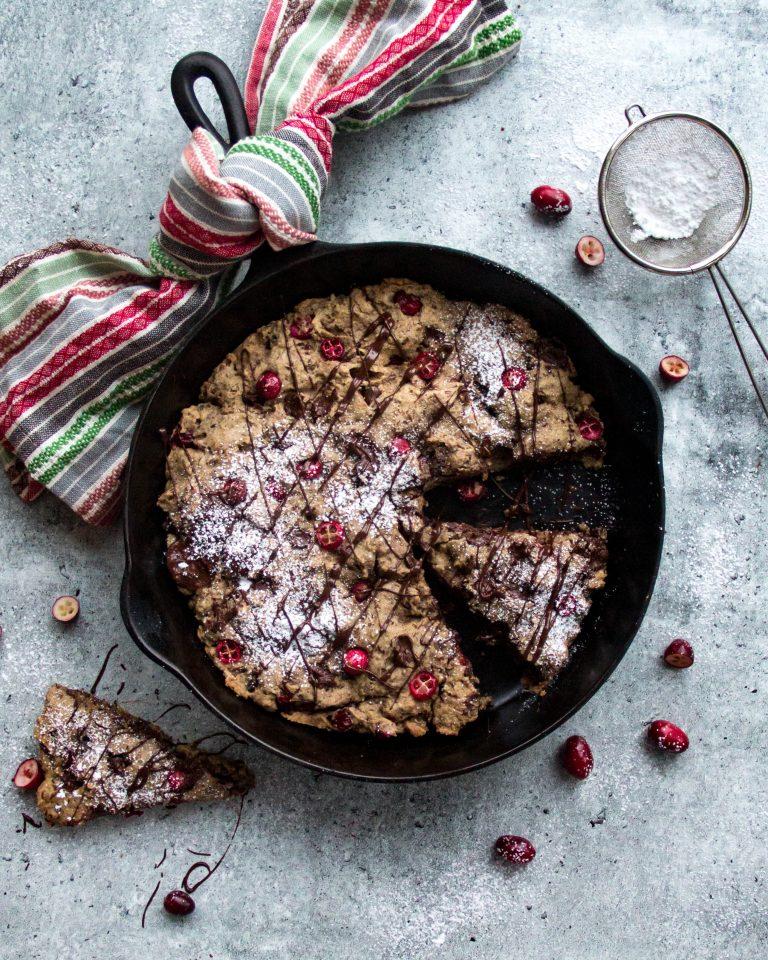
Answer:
[174,410,423,676]
[161,279,604,723]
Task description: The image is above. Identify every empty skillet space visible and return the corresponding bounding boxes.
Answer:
[122,242,663,780]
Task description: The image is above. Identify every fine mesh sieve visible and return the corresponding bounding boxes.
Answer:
[599,105,767,419]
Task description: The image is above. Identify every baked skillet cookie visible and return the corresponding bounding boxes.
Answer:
[159,279,607,737]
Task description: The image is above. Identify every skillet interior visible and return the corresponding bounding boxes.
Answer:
[121,241,664,781]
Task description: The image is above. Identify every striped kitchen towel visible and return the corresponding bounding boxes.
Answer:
[0,0,521,524]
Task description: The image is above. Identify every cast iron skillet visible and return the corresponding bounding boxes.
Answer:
[120,54,665,782]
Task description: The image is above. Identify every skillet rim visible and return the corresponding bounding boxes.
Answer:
[120,240,665,782]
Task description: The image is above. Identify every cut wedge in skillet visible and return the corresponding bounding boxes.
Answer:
[424,522,608,682]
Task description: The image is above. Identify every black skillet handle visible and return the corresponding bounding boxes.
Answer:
[170,52,331,285]
[171,52,250,149]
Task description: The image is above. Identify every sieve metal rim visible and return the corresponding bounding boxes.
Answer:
[598,109,753,276]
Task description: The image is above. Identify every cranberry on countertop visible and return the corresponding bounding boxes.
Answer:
[576,235,605,267]
[561,735,594,780]
[648,719,689,753]
[495,835,536,865]
[52,595,80,623]
[659,355,690,383]
[164,890,195,916]
[13,758,44,791]
[530,185,572,215]
[664,638,694,669]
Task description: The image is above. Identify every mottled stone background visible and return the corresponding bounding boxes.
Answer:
[1,2,766,958]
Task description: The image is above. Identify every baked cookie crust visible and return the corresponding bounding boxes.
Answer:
[159,280,606,736]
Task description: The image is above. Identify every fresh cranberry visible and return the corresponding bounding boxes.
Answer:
[320,338,346,361]
[663,638,694,669]
[648,719,689,753]
[221,477,247,506]
[254,370,282,401]
[297,457,323,481]
[266,478,287,502]
[343,647,369,676]
[577,413,604,442]
[52,595,80,623]
[501,367,527,391]
[164,889,195,916]
[315,520,345,552]
[289,314,314,340]
[557,594,577,617]
[409,671,438,701]
[215,639,243,664]
[393,290,423,316]
[458,480,487,503]
[13,758,43,791]
[413,351,441,382]
[495,835,536,864]
[659,355,690,383]
[530,185,572,215]
[351,579,372,603]
[167,769,190,792]
[389,436,412,457]
[331,708,354,731]
[575,235,605,266]
[561,735,594,779]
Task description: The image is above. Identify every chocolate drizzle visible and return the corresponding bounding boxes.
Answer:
[181,794,245,895]
[32,685,253,826]
[428,522,607,679]
[158,280,606,732]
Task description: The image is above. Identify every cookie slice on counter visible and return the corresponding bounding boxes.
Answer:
[31,685,253,826]
[424,522,608,682]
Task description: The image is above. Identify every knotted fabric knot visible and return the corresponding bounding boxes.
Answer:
[151,109,335,281]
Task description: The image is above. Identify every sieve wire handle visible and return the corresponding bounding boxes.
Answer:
[624,104,647,125]
[708,265,768,421]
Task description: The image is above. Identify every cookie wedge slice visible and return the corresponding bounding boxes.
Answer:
[425,522,608,682]
[33,685,253,826]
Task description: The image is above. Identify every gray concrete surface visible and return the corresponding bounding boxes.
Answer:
[1,2,767,957]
